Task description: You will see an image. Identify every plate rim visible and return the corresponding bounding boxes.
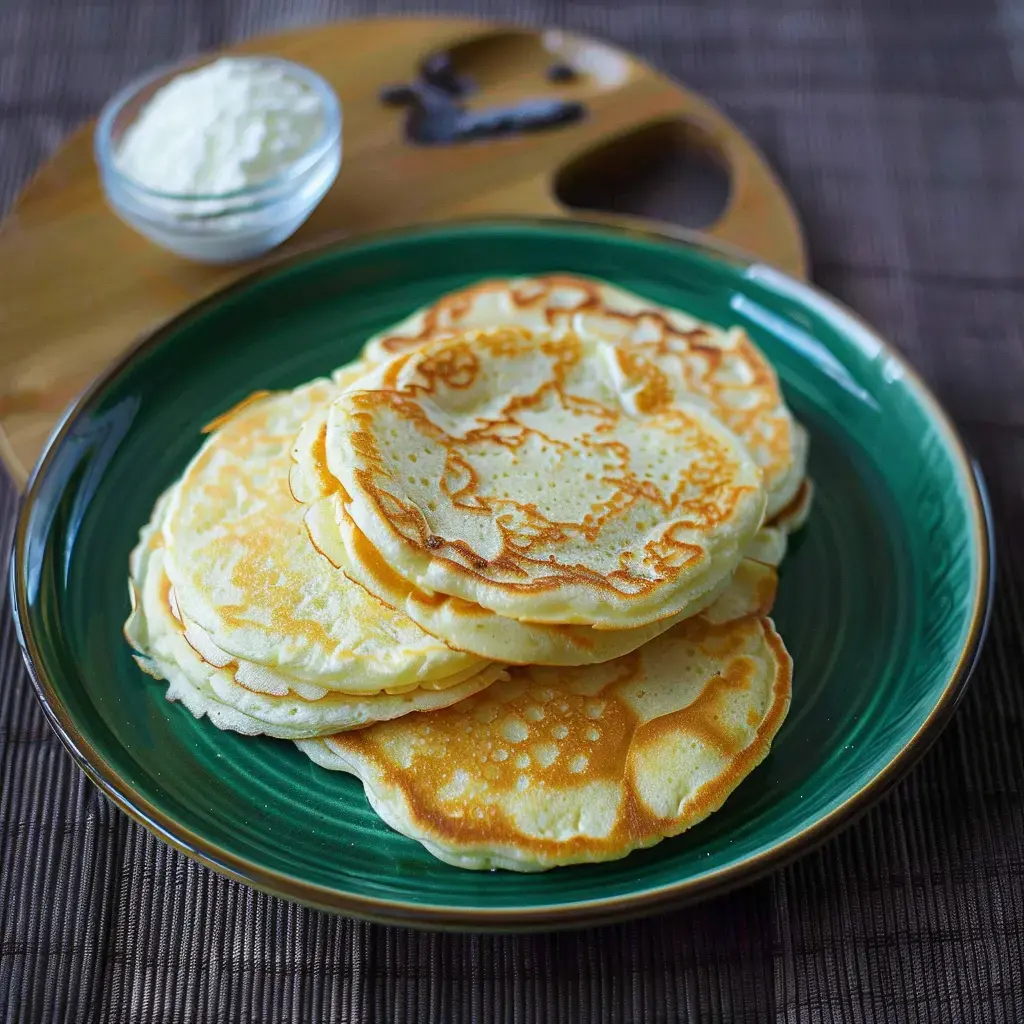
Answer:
[10,216,994,931]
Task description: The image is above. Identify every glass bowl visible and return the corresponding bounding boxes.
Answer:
[94,56,342,263]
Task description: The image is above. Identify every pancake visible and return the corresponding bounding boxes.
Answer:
[126,515,505,739]
[293,404,775,664]
[325,327,767,630]
[287,359,373,505]
[298,585,791,871]
[750,471,813,566]
[289,400,335,504]
[292,400,787,664]
[157,381,488,694]
[302,487,776,664]
[359,274,806,518]
[772,475,814,534]
[743,526,788,568]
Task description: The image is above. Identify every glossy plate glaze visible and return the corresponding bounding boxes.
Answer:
[12,220,992,931]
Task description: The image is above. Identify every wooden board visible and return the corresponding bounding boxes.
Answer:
[0,16,806,488]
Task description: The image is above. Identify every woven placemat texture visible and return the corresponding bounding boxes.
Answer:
[2,1,1023,1021]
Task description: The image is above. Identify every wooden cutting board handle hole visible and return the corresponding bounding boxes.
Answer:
[554,118,731,231]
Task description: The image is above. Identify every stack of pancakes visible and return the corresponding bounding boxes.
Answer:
[126,275,811,871]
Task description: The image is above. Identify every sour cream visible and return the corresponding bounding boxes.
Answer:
[115,57,326,196]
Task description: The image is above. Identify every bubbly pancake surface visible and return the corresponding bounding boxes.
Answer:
[360,274,805,517]
[159,382,485,694]
[327,328,767,629]
[299,576,791,871]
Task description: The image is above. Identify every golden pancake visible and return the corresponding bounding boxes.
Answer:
[771,475,814,534]
[303,488,776,665]
[326,327,767,630]
[746,466,814,566]
[157,382,488,694]
[294,406,718,664]
[292,402,786,664]
[293,404,776,664]
[360,274,806,518]
[126,514,505,739]
[298,599,791,871]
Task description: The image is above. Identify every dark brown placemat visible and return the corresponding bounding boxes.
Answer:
[2,1,1023,1021]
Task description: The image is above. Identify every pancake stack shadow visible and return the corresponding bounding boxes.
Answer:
[126,275,812,872]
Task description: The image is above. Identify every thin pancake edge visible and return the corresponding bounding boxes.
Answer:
[154,381,487,693]
[299,608,792,871]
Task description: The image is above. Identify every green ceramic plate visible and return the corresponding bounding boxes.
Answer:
[12,219,991,931]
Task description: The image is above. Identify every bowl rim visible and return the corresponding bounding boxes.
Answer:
[94,54,342,203]
[10,216,995,931]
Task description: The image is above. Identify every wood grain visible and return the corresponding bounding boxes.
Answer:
[0,17,805,488]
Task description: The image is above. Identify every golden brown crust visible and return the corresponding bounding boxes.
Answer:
[161,382,487,693]
[364,274,798,504]
[768,477,813,531]
[201,390,273,434]
[332,327,764,626]
[327,614,792,866]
